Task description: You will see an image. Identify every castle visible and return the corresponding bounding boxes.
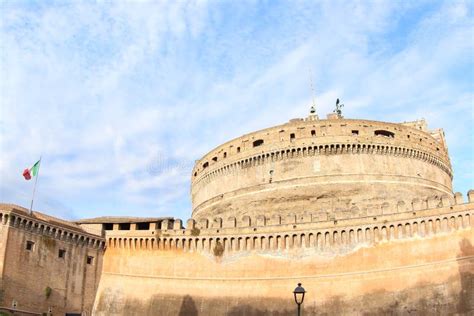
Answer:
[0,110,473,315]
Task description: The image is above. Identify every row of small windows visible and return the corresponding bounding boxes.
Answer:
[25,240,94,264]
[103,222,151,231]
[196,128,440,174]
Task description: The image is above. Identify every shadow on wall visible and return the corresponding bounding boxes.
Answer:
[179,295,198,316]
[457,238,474,314]
[226,305,291,316]
[96,237,474,316]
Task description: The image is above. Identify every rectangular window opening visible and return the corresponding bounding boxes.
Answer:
[352,130,359,135]
[119,223,131,230]
[136,222,150,230]
[58,249,66,259]
[290,133,295,141]
[26,240,35,251]
[103,223,113,230]
[253,139,264,147]
[86,256,94,265]
[311,130,316,137]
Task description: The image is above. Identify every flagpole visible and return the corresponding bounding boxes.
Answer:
[29,156,41,215]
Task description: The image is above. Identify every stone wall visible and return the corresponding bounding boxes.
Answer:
[191,117,453,220]
[93,197,474,315]
[0,208,105,314]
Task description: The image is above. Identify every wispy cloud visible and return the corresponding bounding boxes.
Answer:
[0,1,472,220]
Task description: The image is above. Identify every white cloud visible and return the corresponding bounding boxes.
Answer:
[1,1,472,220]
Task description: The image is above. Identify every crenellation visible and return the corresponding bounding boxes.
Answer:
[454,192,464,204]
[2,114,465,315]
[441,195,452,207]
[427,196,442,209]
[187,218,196,229]
[468,189,474,203]
[100,197,472,256]
[173,219,183,230]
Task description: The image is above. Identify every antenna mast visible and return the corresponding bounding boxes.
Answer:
[308,68,317,117]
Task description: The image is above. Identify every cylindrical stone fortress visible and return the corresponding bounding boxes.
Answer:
[191,113,453,220]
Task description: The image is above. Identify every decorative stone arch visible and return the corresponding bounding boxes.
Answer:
[333,231,339,245]
[434,218,441,233]
[405,223,412,237]
[340,230,346,245]
[365,227,372,243]
[348,229,355,244]
[237,237,243,251]
[316,232,323,249]
[324,231,330,248]
[275,235,282,250]
[308,233,315,247]
[456,215,464,229]
[449,216,456,230]
[357,228,363,243]
[260,236,267,250]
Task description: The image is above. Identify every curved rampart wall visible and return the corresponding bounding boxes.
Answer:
[93,193,474,315]
[191,118,453,220]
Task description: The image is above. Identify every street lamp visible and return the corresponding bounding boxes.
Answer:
[293,283,306,316]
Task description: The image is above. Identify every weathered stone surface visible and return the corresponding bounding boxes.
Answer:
[191,117,453,221]
[0,204,105,314]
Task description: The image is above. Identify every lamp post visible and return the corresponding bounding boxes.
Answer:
[293,283,306,316]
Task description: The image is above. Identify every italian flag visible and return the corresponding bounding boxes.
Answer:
[23,159,41,180]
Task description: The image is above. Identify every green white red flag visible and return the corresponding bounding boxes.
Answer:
[23,159,41,180]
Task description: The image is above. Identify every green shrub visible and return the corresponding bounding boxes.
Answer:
[213,241,224,257]
[45,286,52,299]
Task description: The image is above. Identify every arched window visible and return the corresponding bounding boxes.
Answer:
[374,130,394,138]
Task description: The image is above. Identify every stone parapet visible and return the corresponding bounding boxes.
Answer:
[104,198,473,254]
[0,209,106,249]
[190,118,454,220]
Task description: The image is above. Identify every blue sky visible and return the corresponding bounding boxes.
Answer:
[0,0,473,221]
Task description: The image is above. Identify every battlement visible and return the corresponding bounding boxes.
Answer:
[0,206,106,249]
[192,141,452,191]
[103,191,473,255]
[190,117,454,220]
[193,117,449,178]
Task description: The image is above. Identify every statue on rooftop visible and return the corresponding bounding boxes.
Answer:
[334,98,344,116]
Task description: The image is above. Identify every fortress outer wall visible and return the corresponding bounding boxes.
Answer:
[93,196,473,315]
